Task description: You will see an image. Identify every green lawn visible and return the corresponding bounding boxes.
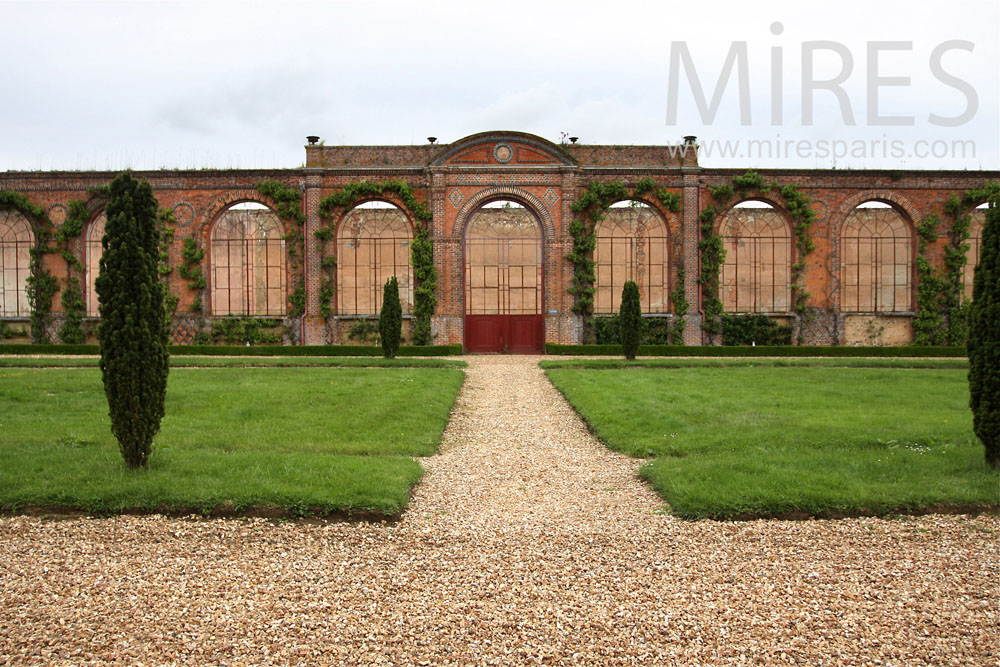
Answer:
[540,357,969,370]
[546,366,998,519]
[0,356,466,369]
[0,367,464,517]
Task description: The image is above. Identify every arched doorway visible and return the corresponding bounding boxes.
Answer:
[464,200,544,353]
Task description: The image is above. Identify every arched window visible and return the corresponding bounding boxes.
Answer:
[963,204,987,301]
[594,201,669,313]
[86,213,106,316]
[336,202,413,315]
[840,202,912,312]
[720,201,792,312]
[210,203,286,316]
[0,210,34,317]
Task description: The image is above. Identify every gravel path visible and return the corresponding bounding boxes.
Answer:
[1,355,997,666]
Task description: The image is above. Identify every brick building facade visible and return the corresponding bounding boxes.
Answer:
[1,130,997,349]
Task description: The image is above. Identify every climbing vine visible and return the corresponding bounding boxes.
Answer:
[178,237,206,312]
[210,317,283,344]
[256,180,306,316]
[668,267,688,344]
[156,208,179,333]
[53,197,97,343]
[700,170,815,342]
[318,180,437,345]
[696,205,725,339]
[568,178,683,343]
[0,191,55,343]
[914,181,1000,345]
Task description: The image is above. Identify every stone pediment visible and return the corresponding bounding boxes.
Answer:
[431,131,577,167]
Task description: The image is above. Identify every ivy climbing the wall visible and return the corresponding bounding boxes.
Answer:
[568,178,682,343]
[0,191,55,343]
[914,181,1000,345]
[256,180,306,316]
[54,197,96,343]
[178,237,206,312]
[913,214,949,345]
[318,180,437,345]
[157,207,179,333]
[700,170,815,343]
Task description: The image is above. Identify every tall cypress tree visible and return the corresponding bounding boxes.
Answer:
[96,172,169,468]
[620,280,642,361]
[968,200,999,469]
[379,276,402,359]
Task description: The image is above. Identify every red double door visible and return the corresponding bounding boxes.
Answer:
[465,314,544,354]
[463,213,544,354]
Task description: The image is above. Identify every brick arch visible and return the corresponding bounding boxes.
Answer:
[714,196,794,237]
[832,190,921,230]
[430,130,577,167]
[198,189,290,243]
[452,186,555,241]
[331,198,416,237]
[611,195,679,225]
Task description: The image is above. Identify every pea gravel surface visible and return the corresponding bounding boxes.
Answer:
[1,355,997,666]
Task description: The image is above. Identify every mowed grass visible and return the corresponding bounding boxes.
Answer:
[0,367,464,517]
[545,366,998,519]
[0,356,466,369]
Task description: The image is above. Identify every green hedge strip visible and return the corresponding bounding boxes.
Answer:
[545,343,966,357]
[0,344,463,357]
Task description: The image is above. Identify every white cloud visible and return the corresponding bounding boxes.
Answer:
[0,0,996,170]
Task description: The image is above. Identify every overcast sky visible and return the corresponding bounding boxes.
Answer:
[2,0,998,171]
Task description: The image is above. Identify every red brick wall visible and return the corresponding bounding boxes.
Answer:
[2,134,997,347]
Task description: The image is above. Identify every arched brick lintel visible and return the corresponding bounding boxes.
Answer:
[327,195,417,238]
[833,190,922,230]
[198,189,290,244]
[452,186,556,241]
[713,196,794,237]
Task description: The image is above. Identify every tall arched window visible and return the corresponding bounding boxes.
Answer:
[210,203,286,316]
[594,201,669,313]
[840,202,912,312]
[720,201,792,312]
[86,213,106,316]
[0,210,34,317]
[336,202,412,315]
[963,204,988,301]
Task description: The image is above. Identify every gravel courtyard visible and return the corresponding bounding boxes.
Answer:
[1,356,997,666]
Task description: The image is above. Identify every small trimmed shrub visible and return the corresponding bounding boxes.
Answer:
[619,281,641,360]
[968,201,999,469]
[379,277,402,359]
[720,314,793,346]
[210,318,282,345]
[595,315,678,345]
[544,343,967,357]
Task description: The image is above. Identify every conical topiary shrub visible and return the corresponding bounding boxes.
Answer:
[379,276,402,359]
[96,171,169,468]
[619,280,642,361]
[968,200,999,469]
